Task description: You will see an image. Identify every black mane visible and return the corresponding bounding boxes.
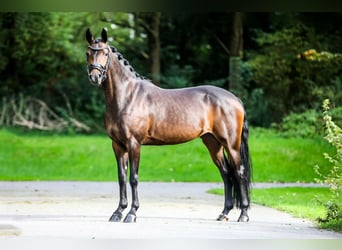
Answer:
[110,46,148,81]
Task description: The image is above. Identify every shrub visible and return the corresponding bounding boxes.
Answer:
[273,109,322,138]
[314,99,342,230]
[274,106,342,138]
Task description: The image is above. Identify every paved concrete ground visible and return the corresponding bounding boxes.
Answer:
[0,181,341,239]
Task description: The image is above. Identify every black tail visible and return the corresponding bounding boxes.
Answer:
[230,115,252,208]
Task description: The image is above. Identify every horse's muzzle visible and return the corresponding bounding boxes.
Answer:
[89,72,103,86]
[87,63,107,86]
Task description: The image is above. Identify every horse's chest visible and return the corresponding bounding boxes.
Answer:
[104,113,125,140]
[105,112,145,142]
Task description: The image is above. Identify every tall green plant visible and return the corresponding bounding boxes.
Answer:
[314,99,342,228]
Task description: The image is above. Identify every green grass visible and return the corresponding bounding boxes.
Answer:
[249,128,334,182]
[0,130,115,181]
[0,127,334,182]
[209,187,342,232]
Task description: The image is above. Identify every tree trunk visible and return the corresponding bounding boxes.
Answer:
[229,12,243,91]
[230,12,243,57]
[143,12,161,85]
[1,13,19,91]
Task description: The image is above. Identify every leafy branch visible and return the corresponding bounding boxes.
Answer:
[314,99,342,225]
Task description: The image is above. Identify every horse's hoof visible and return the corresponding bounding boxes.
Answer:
[123,213,137,223]
[109,212,122,222]
[217,213,229,221]
[237,214,249,222]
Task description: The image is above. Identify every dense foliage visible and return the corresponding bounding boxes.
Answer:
[0,12,341,131]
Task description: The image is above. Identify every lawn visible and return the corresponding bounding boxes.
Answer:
[209,187,341,232]
[0,128,334,182]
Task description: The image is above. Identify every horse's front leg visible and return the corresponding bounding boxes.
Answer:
[123,140,141,223]
[109,141,129,222]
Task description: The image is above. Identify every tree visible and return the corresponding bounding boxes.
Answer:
[0,12,87,97]
[136,12,161,84]
[248,13,342,123]
[1,12,341,131]
[100,12,161,83]
[229,12,244,92]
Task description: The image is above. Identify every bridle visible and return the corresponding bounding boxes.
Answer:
[87,45,111,83]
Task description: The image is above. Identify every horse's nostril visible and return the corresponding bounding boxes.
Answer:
[90,74,99,83]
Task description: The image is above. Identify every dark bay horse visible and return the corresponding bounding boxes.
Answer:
[85,28,252,223]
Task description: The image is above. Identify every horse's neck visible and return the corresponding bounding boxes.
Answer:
[103,62,136,113]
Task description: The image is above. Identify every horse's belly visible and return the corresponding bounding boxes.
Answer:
[141,122,206,145]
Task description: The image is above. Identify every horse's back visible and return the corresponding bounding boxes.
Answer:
[141,84,244,141]
[142,83,245,125]
[156,84,243,107]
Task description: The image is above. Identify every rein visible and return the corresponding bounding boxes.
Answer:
[87,45,111,83]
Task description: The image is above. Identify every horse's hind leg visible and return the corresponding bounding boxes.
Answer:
[226,146,250,222]
[201,133,234,221]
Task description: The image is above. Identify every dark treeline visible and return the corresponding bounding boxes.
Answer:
[0,12,341,131]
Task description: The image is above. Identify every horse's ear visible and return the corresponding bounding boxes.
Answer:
[101,28,108,43]
[86,28,93,44]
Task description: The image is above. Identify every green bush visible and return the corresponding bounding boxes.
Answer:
[314,99,342,230]
[274,106,342,138]
[274,109,322,138]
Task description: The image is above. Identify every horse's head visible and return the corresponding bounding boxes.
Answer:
[85,28,111,86]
